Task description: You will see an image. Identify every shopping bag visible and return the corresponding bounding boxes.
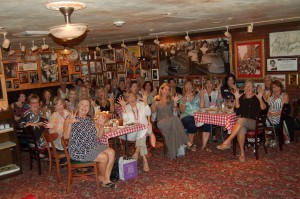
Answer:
[118,157,138,181]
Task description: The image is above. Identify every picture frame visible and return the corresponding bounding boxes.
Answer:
[71,74,80,83]
[149,44,158,58]
[117,63,125,72]
[81,65,89,76]
[90,61,96,74]
[19,72,29,84]
[118,73,126,83]
[95,62,102,73]
[18,62,38,71]
[3,62,17,78]
[40,52,59,83]
[13,79,20,89]
[235,39,265,80]
[75,65,81,72]
[152,69,159,80]
[151,59,158,68]
[60,65,69,76]
[101,49,116,64]
[288,74,298,85]
[270,30,300,57]
[107,71,112,79]
[270,74,286,89]
[29,71,39,84]
[115,48,124,62]
[125,46,141,79]
[6,80,13,89]
[141,69,151,81]
[80,52,89,61]
[266,58,297,72]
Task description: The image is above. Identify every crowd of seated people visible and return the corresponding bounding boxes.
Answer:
[13,73,293,188]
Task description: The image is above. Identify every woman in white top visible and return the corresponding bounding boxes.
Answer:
[118,91,151,171]
[57,80,69,100]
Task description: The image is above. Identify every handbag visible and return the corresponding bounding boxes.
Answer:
[118,156,138,181]
[110,158,119,182]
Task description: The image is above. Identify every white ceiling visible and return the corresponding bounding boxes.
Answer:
[1,0,300,50]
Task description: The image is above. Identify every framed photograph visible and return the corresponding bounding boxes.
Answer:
[6,80,13,89]
[152,69,159,80]
[235,39,265,80]
[103,64,107,71]
[95,62,102,73]
[61,65,69,76]
[0,78,3,100]
[266,58,297,72]
[118,73,126,83]
[151,59,158,68]
[107,71,112,79]
[13,79,20,89]
[141,69,151,81]
[3,62,17,78]
[81,65,89,76]
[19,72,29,84]
[270,30,300,57]
[40,52,59,83]
[90,61,96,74]
[29,71,39,84]
[75,65,81,72]
[149,44,158,58]
[71,74,80,83]
[18,62,38,71]
[101,49,116,64]
[115,48,124,62]
[270,74,286,89]
[80,52,89,61]
[288,74,298,85]
[117,63,125,72]
[152,81,160,89]
[125,46,141,79]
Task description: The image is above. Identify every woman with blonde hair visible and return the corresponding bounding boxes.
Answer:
[151,83,196,160]
[93,86,115,113]
[65,88,78,113]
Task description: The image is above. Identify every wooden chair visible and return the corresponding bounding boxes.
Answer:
[42,132,66,182]
[61,137,100,193]
[152,121,167,156]
[266,103,290,151]
[233,108,268,160]
[23,127,47,175]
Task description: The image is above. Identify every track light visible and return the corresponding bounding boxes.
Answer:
[108,42,113,49]
[19,43,25,52]
[121,40,126,48]
[224,26,231,38]
[154,36,160,45]
[2,32,10,49]
[31,41,38,52]
[95,43,100,51]
[137,38,143,46]
[185,31,191,42]
[247,23,254,33]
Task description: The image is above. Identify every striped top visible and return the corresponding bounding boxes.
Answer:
[268,92,285,125]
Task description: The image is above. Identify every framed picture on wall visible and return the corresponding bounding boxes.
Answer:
[13,79,20,89]
[18,62,38,71]
[266,58,297,72]
[288,74,298,85]
[6,80,13,89]
[270,30,300,57]
[235,39,265,80]
[107,71,112,79]
[115,48,124,62]
[152,69,159,80]
[117,63,125,72]
[29,71,39,84]
[3,62,17,78]
[270,74,286,89]
[102,49,116,64]
[71,74,80,83]
[90,61,96,74]
[40,52,59,83]
[81,65,89,76]
[19,72,29,84]
[95,62,102,73]
[118,73,126,83]
[75,65,81,72]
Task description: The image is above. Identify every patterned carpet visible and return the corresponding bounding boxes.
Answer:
[1,136,300,199]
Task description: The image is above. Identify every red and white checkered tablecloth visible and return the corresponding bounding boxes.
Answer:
[98,123,148,145]
[194,111,239,131]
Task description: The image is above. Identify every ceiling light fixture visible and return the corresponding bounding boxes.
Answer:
[108,42,113,50]
[224,26,231,38]
[121,40,127,48]
[31,41,38,52]
[137,38,143,46]
[185,31,191,42]
[46,1,87,40]
[19,43,26,52]
[247,23,254,33]
[60,45,71,55]
[113,20,125,27]
[41,38,49,50]
[2,32,10,49]
[154,36,160,45]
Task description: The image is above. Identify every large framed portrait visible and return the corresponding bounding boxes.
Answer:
[40,52,59,83]
[270,30,300,57]
[101,49,116,64]
[6,80,13,89]
[115,48,124,62]
[266,58,297,72]
[235,39,265,80]
[3,62,17,78]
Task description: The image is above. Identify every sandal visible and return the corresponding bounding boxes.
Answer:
[187,144,197,152]
[239,155,245,163]
[201,146,212,152]
[216,144,231,150]
[100,182,115,189]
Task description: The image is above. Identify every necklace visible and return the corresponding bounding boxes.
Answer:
[131,106,139,121]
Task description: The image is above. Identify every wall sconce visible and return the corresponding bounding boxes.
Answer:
[121,40,127,48]
[31,41,38,52]
[2,32,10,49]
[137,38,143,46]
[247,23,254,33]
[224,26,231,38]
[41,38,49,50]
[154,36,160,45]
[19,43,26,52]
[185,31,191,42]
[108,42,113,50]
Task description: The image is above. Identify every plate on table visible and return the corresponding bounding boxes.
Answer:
[118,126,126,129]
[207,110,217,114]
[199,108,207,113]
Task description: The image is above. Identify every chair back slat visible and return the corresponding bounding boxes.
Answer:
[255,108,268,133]
[61,137,72,166]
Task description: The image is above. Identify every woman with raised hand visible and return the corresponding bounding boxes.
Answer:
[118,91,151,171]
[63,99,116,188]
[93,86,115,113]
[151,83,196,160]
